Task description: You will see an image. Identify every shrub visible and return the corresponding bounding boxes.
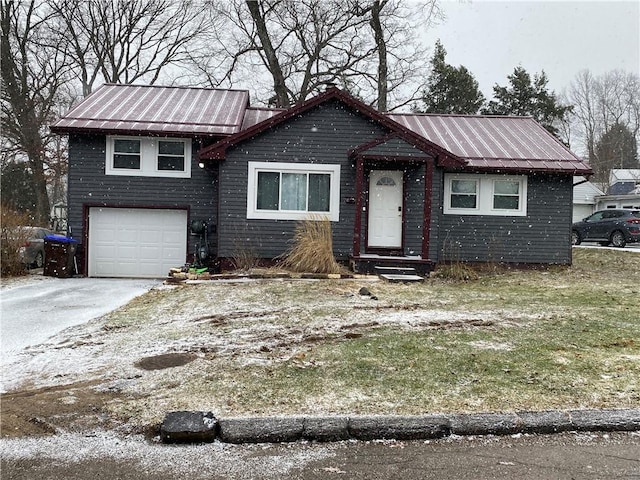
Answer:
[280,216,346,274]
[0,205,31,277]
[433,262,479,282]
[231,242,259,272]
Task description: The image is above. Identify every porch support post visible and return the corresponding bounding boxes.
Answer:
[353,157,364,258]
[422,159,434,258]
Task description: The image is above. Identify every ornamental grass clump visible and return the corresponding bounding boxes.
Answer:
[280,216,346,274]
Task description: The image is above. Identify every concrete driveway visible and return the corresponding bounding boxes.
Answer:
[0,276,158,370]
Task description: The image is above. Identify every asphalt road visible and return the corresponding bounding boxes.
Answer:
[1,431,639,479]
[0,275,158,369]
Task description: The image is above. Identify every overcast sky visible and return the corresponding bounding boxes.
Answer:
[427,0,640,97]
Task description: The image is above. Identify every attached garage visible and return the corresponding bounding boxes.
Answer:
[88,207,187,278]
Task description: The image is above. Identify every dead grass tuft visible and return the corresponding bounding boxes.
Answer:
[432,262,480,282]
[280,216,347,274]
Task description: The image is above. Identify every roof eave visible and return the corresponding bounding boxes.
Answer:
[49,124,230,139]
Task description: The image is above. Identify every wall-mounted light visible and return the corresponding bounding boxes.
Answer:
[198,162,205,169]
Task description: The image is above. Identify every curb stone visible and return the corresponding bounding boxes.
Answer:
[302,416,350,442]
[218,417,305,444]
[348,415,450,441]
[160,408,640,444]
[568,408,640,432]
[160,411,217,443]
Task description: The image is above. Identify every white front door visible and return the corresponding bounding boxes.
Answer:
[368,170,403,248]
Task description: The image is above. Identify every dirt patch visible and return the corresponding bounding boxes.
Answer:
[0,381,121,438]
[133,353,197,371]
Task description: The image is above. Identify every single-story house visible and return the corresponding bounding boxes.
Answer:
[51,84,591,278]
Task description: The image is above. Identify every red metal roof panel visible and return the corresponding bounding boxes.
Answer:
[241,107,285,130]
[51,84,249,136]
[387,113,590,174]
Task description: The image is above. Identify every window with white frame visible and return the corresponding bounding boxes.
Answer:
[444,174,527,216]
[106,136,191,178]
[247,162,340,221]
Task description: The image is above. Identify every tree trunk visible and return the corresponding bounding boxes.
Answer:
[246,0,290,107]
[0,1,50,224]
[370,0,388,112]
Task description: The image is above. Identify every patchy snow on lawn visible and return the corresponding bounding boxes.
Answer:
[2,278,543,426]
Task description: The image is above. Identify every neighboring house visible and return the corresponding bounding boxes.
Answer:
[593,169,640,210]
[608,169,640,195]
[51,84,591,278]
[572,176,605,222]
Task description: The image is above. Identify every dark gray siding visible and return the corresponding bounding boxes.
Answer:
[435,174,573,264]
[427,168,444,260]
[403,163,426,255]
[67,133,218,260]
[218,100,388,260]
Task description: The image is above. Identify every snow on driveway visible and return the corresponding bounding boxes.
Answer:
[0,276,158,377]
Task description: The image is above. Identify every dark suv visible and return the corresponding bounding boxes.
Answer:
[571,209,640,248]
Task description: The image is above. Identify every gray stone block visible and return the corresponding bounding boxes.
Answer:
[160,411,217,443]
[450,413,520,436]
[516,410,573,434]
[218,417,305,444]
[569,408,640,432]
[303,416,350,442]
[348,415,450,441]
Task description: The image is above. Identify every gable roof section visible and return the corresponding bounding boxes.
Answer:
[197,87,464,168]
[610,169,640,183]
[388,113,590,174]
[241,106,285,130]
[50,84,250,137]
[349,133,436,161]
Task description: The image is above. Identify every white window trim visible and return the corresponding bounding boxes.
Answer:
[247,161,341,221]
[444,173,528,216]
[106,136,191,178]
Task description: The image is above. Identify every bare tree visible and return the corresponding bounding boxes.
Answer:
[49,0,208,96]
[1,0,71,224]
[361,0,440,111]
[204,0,439,110]
[567,69,640,185]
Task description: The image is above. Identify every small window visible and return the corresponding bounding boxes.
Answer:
[376,176,396,186]
[157,141,185,171]
[248,162,340,221]
[113,139,141,170]
[493,180,520,210]
[451,179,478,209]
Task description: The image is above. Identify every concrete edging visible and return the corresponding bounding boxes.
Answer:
[160,408,640,444]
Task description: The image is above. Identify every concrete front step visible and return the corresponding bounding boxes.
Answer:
[374,265,419,276]
[379,273,424,283]
[374,265,423,282]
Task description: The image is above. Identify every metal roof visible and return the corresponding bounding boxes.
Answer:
[387,113,589,173]
[241,107,285,130]
[51,84,250,136]
[51,85,590,175]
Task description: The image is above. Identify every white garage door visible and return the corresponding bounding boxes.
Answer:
[88,208,187,278]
